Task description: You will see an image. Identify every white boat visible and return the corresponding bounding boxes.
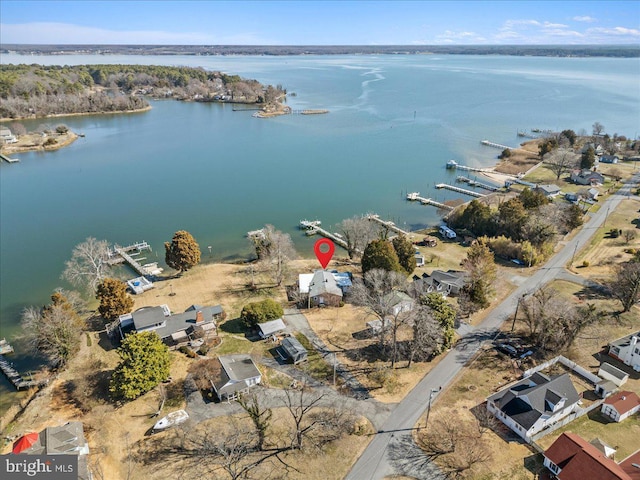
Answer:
[153,409,189,432]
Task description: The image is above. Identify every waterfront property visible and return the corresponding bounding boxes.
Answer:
[116,304,223,349]
[210,354,262,401]
[413,270,467,297]
[298,270,350,308]
[487,372,580,443]
[536,184,562,198]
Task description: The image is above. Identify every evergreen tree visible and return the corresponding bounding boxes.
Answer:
[165,230,201,274]
[519,187,549,209]
[392,235,417,275]
[240,298,284,328]
[421,292,457,350]
[581,146,596,169]
[361,239,404,275]
[109,332,171,401]
[96,278,133,321]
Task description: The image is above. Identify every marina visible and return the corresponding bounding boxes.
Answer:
[435,183,487,198]
[406,192,455,211]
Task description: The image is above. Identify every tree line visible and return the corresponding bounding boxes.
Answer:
[0,64,284,118]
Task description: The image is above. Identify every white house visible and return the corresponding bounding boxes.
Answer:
[608,331,640,372]
[601,391,640,423]
[211,354,262,401]
[382,291,414,316]
[0,127,17,144]
[487,372,580,443]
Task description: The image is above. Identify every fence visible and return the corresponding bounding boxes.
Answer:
[529,399,604,442]
[523,355,601,384]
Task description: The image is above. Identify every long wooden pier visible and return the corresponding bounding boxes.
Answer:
[406,192,454,211]
[299,220,352,250]
[436,183,486,198]
[445,160,491,173]
[366,214,411,236]
[481,139,514,150]
[456,176,500,192]
[0,153,19,163]
[0,354,48,390]
[107,241,162,276]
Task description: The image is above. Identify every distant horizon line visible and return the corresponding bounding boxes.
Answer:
[3,43,639,47]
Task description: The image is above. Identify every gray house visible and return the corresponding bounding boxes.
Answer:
[570,169,605,186]
[211,354,262,401]
[536,184,562,198]
[308,270,343,307]
[413,270,466,297]
[117,304,223,349]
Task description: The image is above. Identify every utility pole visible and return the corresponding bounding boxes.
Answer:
[511,294,526,332]
[333,352,337,386]
[425,387,441,430]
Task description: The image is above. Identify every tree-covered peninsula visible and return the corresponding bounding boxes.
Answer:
[0,64,285,119]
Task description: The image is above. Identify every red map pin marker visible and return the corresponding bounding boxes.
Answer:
[314,238,335,269]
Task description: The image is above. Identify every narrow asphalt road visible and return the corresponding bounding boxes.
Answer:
[346,173,640,480]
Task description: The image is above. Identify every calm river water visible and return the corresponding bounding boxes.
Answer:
[0,54,638,409]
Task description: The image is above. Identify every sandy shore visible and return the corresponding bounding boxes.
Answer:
[0,105,152,123]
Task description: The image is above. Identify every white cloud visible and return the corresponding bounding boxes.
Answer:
[573,16,596,23]
[588,26,640,37]
[542,21,568,29]
[0,22,274,45]
[432,29,486,44]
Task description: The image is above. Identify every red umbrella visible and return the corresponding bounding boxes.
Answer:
[12,432,39,454]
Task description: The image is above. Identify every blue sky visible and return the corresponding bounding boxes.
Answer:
[1,1,638,45]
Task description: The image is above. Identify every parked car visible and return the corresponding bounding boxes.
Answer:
[495,343,518,357]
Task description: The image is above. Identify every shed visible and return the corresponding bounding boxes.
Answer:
[257,318,287,338]
[598,363,629,387]
[281,337,308,364]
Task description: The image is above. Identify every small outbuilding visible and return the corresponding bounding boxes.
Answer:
[280,337,308,364]
[601,391,640,423]
[257,318,287,339]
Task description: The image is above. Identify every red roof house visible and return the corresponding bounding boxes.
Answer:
[601,391,640,423]
[543,432,631,480]
[619,450,640,480]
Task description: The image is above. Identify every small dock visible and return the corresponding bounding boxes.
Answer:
[366,214,411,236]
[406,192,454,211]
[456,176,500,192]
[436,183,486,198]
[299,220,351,250]
[445,160,491,173]
[481,140,515,150]
[107,241,162,277]
[0,354,49,390]
[0,153,19,163]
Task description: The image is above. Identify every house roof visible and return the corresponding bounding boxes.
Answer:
[21,422,89,456]
[257,318,286,337]
[544,432,631,480]
[132,305,170,330]
[537,184,562,195]
[619,450,640,480]
[309,270,343,298]
[383,290,413,307]
[610,331,640,349]
[300,270,351,294]
[599,363,628,381]
[604,391,640,416]
[153,305,222,341]
[281,337,307,358]
[487,373,579,430]
[219,354,261,382]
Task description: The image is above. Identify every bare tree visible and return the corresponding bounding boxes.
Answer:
[350,269,413,366]
[338,216,379,260]
[544,148,578,180]
[252,225,297,286]
[62,237,110,293]
[592,121,605,137]
[623,230,637,244]
[608,261,640,312]
[238,393,273,451]
[281,385,326,450]
[21,290,85,368]
[520,286,598,351]
[406,306,444,367]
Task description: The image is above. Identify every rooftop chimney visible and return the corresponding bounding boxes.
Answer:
[196,311,204,324]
